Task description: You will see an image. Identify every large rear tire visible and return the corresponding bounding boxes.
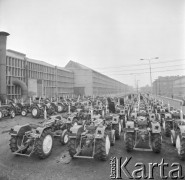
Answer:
[35,129,53,159]
[68,138,77,157]
[9,136,28,154]
[152,134,162,153]
[95,134,110,161]
[164,121,171,137]
[113,123,121,140]
[125,132,134,152]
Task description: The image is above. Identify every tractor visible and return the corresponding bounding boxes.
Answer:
[124,110,162,153]
[9,115,72,158]
[0,105,16,120]
[68,118,112,161]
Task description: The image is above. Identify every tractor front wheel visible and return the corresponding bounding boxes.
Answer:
[31,106,41,119]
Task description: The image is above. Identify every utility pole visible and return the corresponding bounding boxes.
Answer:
[140,57,159,96]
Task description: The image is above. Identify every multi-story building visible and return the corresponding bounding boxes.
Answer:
[65,61,128,96]
[173,76,185,100]
[0,31,129,101]
[152,76,184,99]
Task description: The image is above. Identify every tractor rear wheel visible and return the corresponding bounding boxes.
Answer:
[152,134,162,153]
[125,132,134,152]
[9,136,28,154]
[113,123,121,140]
[164,122,171,137]
[35,129,53,159]
[95,134,110,161]
[176,135,185,160]
[68,138,77,157]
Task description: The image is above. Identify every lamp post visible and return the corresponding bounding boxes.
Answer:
[140,57,159,95]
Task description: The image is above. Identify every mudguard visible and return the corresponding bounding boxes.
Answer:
[95,126,106,139]
[151,122,161,133]
[35,127,50,137]
[69,125,84,138]
[10,124,31,136]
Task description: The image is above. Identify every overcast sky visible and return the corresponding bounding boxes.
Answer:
[1,0,185,87]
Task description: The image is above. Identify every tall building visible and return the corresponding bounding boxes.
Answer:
[65,61,128,96]
[152,76,183,99]
[0,32,130,101]
[173,76,185,100]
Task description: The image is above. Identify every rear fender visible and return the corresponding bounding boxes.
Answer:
[35,127,51,138]
[10,124,32,136]
[69,125,84,137]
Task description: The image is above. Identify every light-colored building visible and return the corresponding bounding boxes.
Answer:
[0,31,130,101]
[65,61,128,96]
[173,76,185,100]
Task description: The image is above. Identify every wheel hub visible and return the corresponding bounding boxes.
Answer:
[43,135,53,154]
[32,108,37,116]
[63,134,69,144]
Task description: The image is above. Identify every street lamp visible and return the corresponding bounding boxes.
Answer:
[140,57,159,95]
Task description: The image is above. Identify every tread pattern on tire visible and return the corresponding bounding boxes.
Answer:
[178,137,185,161]
[113,123,121,140]
[94,135,109,161]
[35,129,53,159]
[152,134,161,153]
[68,138,77,157]
[165,122,171,137]
[125,132,134,152]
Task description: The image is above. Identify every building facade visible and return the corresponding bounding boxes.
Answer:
[65,61,129,96]
[173,76,185,100]
[152,76,184,100]
[0,32,129,101]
